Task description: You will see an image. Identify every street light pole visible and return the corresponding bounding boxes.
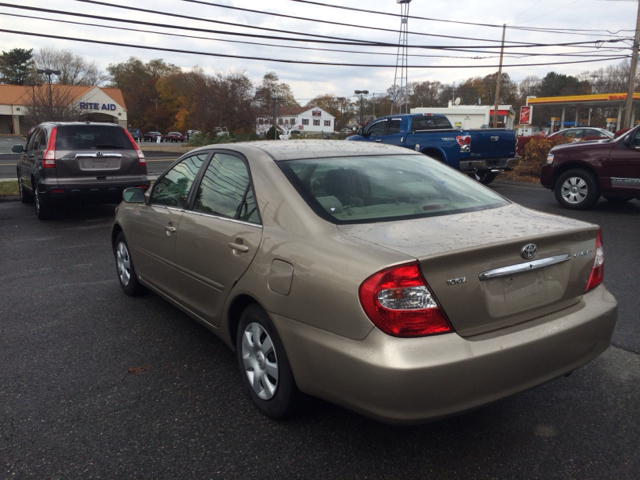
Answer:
[354,90,369,126]
[36,69,61,111]
[271,94,279,139]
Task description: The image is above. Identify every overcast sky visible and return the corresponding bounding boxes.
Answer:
[1,0,636,103]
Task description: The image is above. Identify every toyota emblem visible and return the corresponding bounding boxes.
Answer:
[521,244,537,260]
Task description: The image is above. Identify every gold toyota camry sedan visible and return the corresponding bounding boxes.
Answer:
[111,141,617,425]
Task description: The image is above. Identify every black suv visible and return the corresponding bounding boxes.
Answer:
[13,122,150,219]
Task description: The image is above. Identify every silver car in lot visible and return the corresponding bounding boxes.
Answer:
[111,141,617,424]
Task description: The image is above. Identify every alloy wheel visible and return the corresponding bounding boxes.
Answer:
[116,241,132,286]
[241,322,279,400]
[560,176,588,205]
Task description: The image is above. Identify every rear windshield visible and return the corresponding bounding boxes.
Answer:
[279,154,509,224]
[56,125,133,150]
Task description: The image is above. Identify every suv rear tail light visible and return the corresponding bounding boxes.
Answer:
[124,129,146,165]
[585,229,604,292]
[359,262,452,337]
[43,127,57,168]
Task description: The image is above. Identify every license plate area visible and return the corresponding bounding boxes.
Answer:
[481,266,566,318]
[79,158,121,170]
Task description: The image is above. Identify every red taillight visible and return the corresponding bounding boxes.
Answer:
[456,135,471,146]
[124,128,146,165]
[359,262,452,337]
[42,127,57,168]
[585,229,604,292]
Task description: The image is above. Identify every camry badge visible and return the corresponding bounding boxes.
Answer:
[97,151,103,157]
[521,243,537,260]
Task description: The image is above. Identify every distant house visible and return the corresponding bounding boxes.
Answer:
[256,106,335,136]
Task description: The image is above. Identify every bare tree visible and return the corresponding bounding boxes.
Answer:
[23,85,84,126]
[34,48,105,86]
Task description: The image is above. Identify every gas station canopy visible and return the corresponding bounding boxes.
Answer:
[526,92,640,130]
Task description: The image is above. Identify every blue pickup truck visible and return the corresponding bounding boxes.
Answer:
[347,113,518,184]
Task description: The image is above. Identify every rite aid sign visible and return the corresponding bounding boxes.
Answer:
[78,102,117,111]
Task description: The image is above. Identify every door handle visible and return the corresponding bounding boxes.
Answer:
[164,224,177,234]
[375,139,382,142]
[229,242,249,253]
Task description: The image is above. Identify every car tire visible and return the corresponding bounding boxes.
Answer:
[603,196,630,203]
[33,186,53,220]
[554,169,600,210]
[237,304,300,419]
[18,175,32,203]
[471,170,498,185]
[115,232,147,296]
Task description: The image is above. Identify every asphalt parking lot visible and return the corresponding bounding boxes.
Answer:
[1,181,639,478]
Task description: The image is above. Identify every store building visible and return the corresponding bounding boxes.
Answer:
[0,84,128,135]
[411,102,516,129]
[256,106,335,136]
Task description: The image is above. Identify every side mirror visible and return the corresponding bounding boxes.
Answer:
[12,145,25,153]
[122,187,146,203]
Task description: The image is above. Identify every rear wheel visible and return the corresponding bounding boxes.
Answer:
[554,169,600,210]
[34,186,53,220]
[18,175,32,203]
[115,232,147,296]
[470,170,498,185]
[237,304,300,419]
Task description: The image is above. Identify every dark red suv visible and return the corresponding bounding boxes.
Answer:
[540,126,640,209]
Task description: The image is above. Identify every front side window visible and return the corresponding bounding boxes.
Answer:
[151,153,208,208]
[280,155,509,224]
[366,120,387,136]
[28,128,46,151]
[193,153,259,223]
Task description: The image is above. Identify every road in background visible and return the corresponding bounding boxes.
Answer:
[0,180,638,478]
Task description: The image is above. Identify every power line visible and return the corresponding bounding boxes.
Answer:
[0,28,627,68]
[1,12,624,61]
[1,3,626,51]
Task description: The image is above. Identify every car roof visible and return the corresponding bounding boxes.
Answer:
[38,122,124,128]
[192,140,424,162]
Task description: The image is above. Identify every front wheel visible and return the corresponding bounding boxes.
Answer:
[18,175,32,203]
[554,169,600,210]
[115,232,147,296]
[237,305,300,419]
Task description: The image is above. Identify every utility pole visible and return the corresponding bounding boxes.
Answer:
[36,69,60,112]
[623,0,640,130]
[492,24,506,129]
[271,94,279,139]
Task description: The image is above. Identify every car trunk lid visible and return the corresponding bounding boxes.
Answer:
[339,204,600,337]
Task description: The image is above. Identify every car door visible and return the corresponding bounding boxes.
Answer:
[130,152,209,300]
[606,130,640,193]
[175,152,262,327]
[378,118,405,147]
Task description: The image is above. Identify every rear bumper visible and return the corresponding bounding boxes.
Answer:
[459,157,520,172]
[37,178,150,203]
[273,285,617,425]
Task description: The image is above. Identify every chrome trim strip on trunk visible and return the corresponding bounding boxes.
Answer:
[75,153,123,159]
[479,254,571,280]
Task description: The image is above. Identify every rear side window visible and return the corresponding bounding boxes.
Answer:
[411,116,451,131]
[55,125,133,150]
